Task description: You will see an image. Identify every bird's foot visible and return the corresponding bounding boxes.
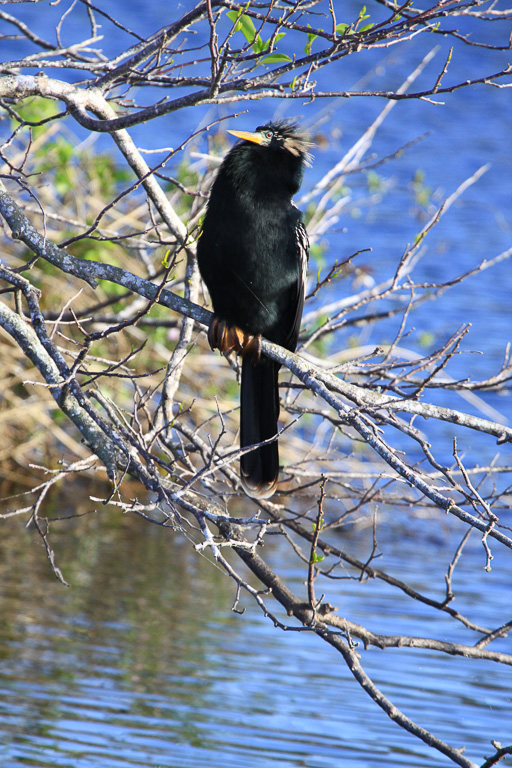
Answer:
[207,316,261,363]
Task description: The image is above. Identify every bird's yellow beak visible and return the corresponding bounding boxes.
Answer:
[226,129,264,145]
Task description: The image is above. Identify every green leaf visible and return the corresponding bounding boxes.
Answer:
[359,23,374,32]
[304,35,316,55]
[304,23,323,55]
[253,34,265,54]
[419,330,435,349]
[336,22,349,34]
[262,53,292,63]
[262,32,286,48]
[311,552,325,564]
[226,11,257,44]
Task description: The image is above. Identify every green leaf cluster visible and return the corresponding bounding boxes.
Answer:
[227,10,290,63]
[411,169,432,209]
[304,6,373,54]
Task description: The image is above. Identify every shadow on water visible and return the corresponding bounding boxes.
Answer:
[0,483,241,767]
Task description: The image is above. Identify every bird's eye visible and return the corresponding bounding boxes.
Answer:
[265,131,273,139]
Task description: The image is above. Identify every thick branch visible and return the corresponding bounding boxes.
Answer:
[324,612,512,665]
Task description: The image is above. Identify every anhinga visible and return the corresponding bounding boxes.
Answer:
[197,120,311,499]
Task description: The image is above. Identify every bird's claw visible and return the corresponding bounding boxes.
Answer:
[242,333,262,363]
[207,316,261,363]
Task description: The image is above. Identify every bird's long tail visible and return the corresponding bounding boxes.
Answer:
[240,358,280,499]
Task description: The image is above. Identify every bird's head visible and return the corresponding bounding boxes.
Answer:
[225,120,312,195]
[227,120,313,166]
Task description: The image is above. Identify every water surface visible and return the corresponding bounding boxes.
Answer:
[0,496,511,768]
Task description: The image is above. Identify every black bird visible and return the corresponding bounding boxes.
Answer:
[197,121,311,499]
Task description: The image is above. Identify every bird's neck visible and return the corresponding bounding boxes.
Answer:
[223,147,302,202]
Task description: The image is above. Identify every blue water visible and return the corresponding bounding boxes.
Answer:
[1,2,512,767]
[0,512,511,768]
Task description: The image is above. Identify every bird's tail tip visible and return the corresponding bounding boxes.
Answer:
[241,473,278,500]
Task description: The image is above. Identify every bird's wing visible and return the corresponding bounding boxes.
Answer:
[286,216,309,351]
